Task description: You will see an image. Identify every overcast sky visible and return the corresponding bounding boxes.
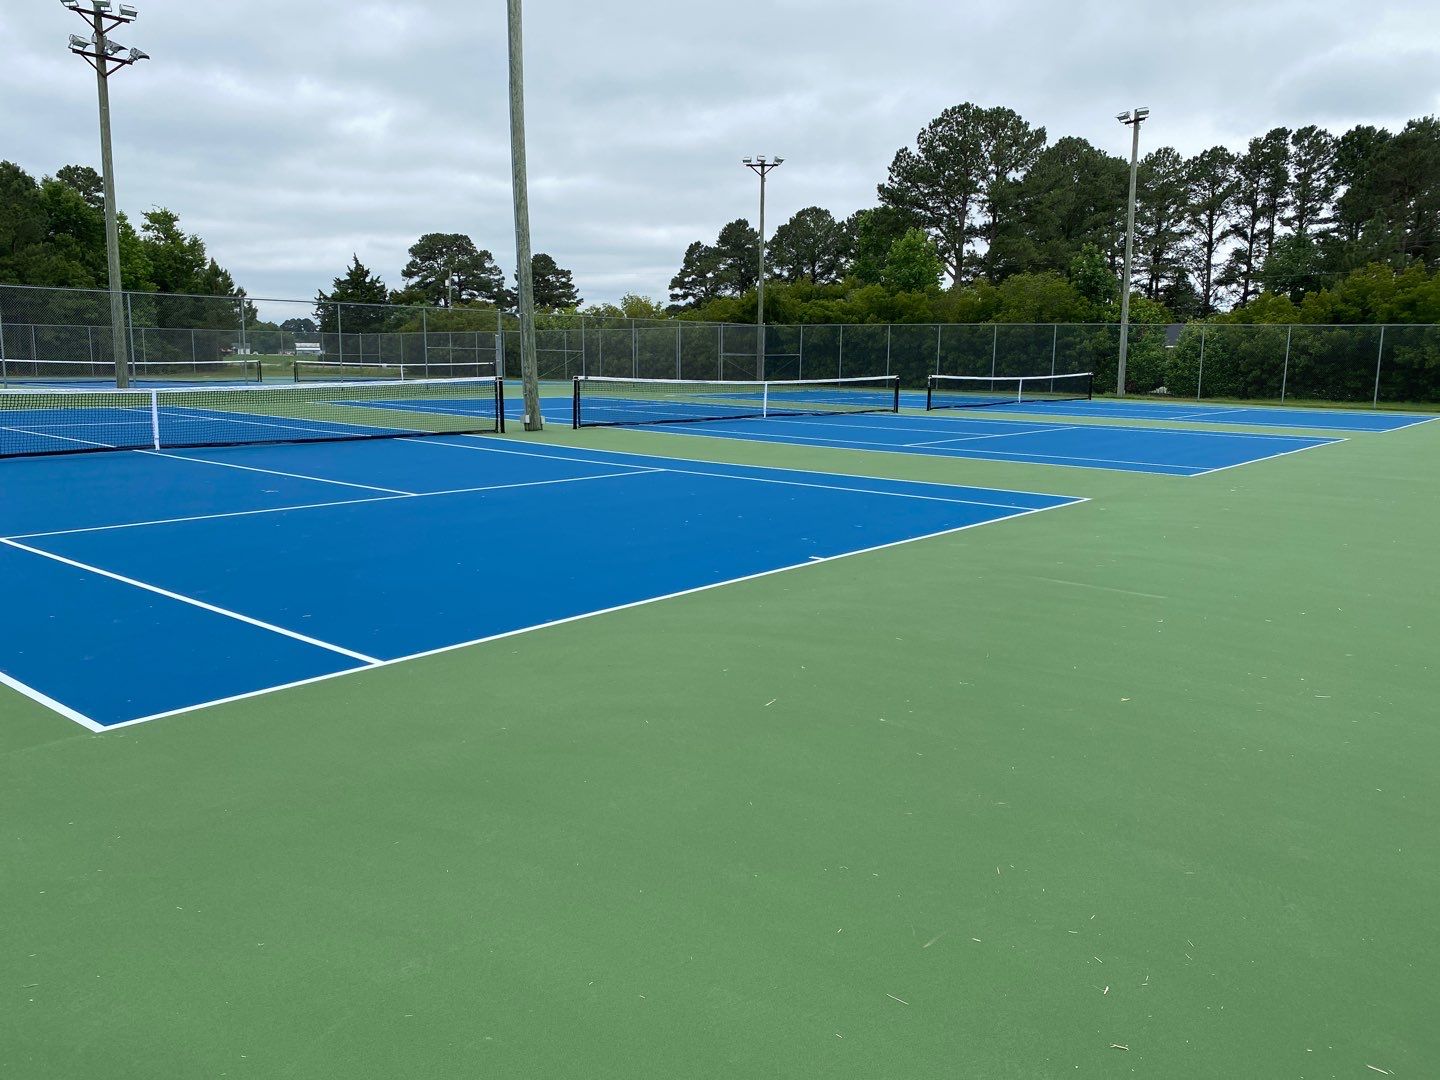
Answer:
[4,0,1439,319]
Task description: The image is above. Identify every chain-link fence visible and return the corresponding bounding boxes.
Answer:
[3,284,1437,404]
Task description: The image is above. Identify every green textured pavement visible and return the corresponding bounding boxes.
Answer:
[2,415,1436,1078]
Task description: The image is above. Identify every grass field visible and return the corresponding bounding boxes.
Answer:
[2,405,1436,1077]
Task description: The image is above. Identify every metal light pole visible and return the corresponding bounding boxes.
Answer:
[1115,107,1148,397]
[64,0,148,389]
[506,0,542,431]
[742,156,782,381]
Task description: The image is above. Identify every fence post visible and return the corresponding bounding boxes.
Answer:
[935,324,941,376]
[631,318,638,378]
[1050,324,1058,377]
[337,305,343,366]
[837,324,844,379]
[126,292,136,378]
[991,323,998,377]
[421,308,429,375]
[675,322,681,379]
[716,324,722,379]
[1373,325,1386,407]
[1280,326,1291,402]
[580,317,586,377]
[886,324,892,377]
[191,328,197,367]
[86,325,94,367]
[1197,325,1206,400]
[798,324,804,380]
[238,296,247,358]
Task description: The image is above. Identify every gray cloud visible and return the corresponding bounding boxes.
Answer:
[3,0,1438,317]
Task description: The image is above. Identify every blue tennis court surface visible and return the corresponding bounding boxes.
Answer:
[0,437,1082,730]
[525,391,1431,434]
[529,399,1343,476]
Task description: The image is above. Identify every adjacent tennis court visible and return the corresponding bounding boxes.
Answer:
[561,377,1344,476]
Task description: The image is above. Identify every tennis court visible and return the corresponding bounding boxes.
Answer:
[4,371,1437,1080]
[0,435,1081,729]
[560,377,1344,476]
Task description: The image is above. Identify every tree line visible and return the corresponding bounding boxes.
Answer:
[668,104,1440,325]
[0,159,584,335]
[0,161,254,317]
[313,237,581,334]
[7,101,1440,336]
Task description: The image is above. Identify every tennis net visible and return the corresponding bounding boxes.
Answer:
[0,376,504,460]
[293,359,497,383]
[1,357,263,388]
[926,372,1093,409]
[572,375,900,428]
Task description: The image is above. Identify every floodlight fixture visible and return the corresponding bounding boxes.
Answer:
[69,33,90,48]
[92,1,111,10]
[119,4,138,15]
[1114,107,1151,395]
[104,38,126,54]
[128,48,148,61]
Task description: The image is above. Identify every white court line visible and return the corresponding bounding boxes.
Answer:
[0,423,121,449]
[7,468,660,541]
[10,492,409,540]
[442,433,1083,502]
[159,405,419,441]
[94,496,1087,731]
[0,537,383,665]
[0,669,104,733]
[759,414,1050,437]
[1186,437,1348,476]
[140,449,417,495]
[901,406,1342,441]
[627,422,1202,475]
[345,399,498,420]
[1166,407,1248,420]
[411,437,1060,510]
[904,426,1076,447]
